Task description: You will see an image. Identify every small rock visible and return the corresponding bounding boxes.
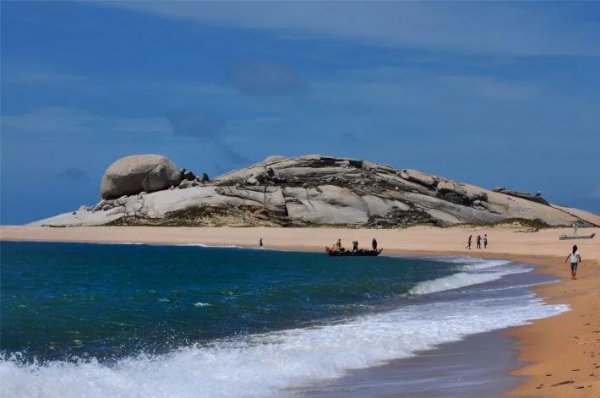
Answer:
[179,180,194,189]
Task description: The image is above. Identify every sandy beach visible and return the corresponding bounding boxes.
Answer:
[1,224,599,396]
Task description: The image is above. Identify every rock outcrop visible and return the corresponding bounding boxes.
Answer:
[33,154,599,228]
[100,154,181,199]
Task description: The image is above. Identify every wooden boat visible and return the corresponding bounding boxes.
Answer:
[559,233,595,240]
[325,247,383,256]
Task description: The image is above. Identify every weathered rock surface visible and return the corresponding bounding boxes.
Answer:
[100,154,181,199]
[33,154,599,228]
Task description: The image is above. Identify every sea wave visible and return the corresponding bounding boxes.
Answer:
[0,292,567,398]
[409,259,529,295]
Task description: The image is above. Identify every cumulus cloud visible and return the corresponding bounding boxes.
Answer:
[232,61,305,96]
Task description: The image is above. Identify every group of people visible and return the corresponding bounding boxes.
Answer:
[331,238,378,253]
[463,236,584,281]
[262,235,585,282]
[466,234,488,250]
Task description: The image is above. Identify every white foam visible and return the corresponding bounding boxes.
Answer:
[409,259,528,296]
[175,243,240,249]
[0,293,567,398]
[193,302,213,307]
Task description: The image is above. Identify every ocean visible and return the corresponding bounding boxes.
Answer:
[0,241,567,397]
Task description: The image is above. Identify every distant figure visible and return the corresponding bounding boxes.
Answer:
[372,238,378,251]
[573,222,579,236]
[476,235,482,249]
[336,239,343,252]
[466,235,472,250]
[259,238,263,247]
[483,234,488,249]
[564,245,582,280]
[352,240,359,253]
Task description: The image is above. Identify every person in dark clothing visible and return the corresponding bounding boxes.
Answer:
[259,238,263,247]
[372,238,378,251]
[476,235,482,249]
[466,235,472,250]
[352,240,359,253]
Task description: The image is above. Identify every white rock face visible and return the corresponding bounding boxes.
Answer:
[283,185,369,224]
[100,154,181,199]
[32,154,599,228]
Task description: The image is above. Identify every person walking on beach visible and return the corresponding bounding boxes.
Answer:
[564,245,582,280]
[259,238,263,247]
[372,238,378,251]
[483,234,488,249]
[466,235,472,250]
[476,235,482,249]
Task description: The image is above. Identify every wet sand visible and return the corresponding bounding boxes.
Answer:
[295,332,521,398]
[1,224,599,396]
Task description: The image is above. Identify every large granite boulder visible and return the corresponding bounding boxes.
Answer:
[100,155,181,199]
[32,154,599,228]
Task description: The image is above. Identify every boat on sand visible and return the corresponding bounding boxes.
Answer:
[559,233,595,240]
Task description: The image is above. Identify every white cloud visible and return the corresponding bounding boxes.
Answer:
[1,60,88,85]
[438,75,540,101]
[1,107,172,141]
[104,2,600,56]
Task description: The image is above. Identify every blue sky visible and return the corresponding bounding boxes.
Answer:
[1,1,599,224]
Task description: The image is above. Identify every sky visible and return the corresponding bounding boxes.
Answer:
[1,1,599,224]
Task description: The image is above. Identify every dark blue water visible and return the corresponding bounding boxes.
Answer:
[1,241,457,363]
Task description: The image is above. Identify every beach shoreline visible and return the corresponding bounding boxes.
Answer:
[1,225,599,396]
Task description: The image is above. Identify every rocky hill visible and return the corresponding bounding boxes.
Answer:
[32,154,600,228]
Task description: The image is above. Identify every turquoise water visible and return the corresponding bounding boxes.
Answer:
[0,241,567,398]
[1,242,454,362]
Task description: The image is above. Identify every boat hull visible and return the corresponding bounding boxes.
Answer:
[325,247,383,256]
[559,233,595,240]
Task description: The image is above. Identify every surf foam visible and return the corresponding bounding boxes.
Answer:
[1,291,567,398]
[409,259,530,295]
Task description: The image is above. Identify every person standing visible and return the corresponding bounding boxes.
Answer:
[466,235,472,250]
[372,238,378,251]
[259,238,263,247]
[483,234,488,249]
[564,245,582,280]
[476,235,482,249]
